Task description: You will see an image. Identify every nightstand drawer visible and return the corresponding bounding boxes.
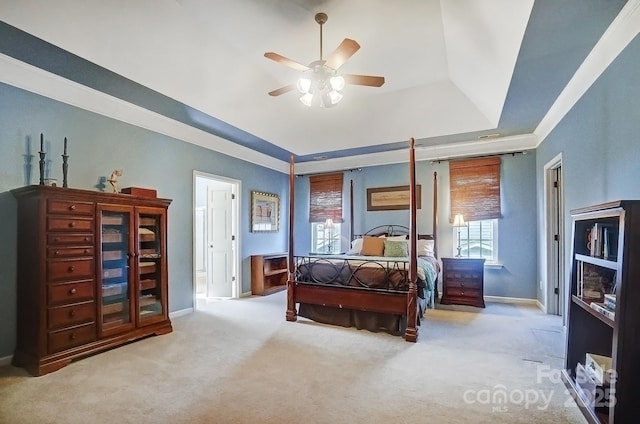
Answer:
[445,287,481,298]
[444,279,482,289]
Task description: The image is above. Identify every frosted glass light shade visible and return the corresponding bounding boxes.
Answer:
[297,77,312,93]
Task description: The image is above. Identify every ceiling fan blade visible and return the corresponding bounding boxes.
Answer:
[268,84,296,97]
[324,38,360,70]
[343,74,385,87]
[264,52,310,72]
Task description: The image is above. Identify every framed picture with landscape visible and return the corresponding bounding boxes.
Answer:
[251,191,280,232]
[367,185,421,211]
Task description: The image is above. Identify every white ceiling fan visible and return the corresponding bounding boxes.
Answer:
[264,12,385,107]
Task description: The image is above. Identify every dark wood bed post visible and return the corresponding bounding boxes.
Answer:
[405,138,419,342]
[286,155,297,322]
[350,179,354,242]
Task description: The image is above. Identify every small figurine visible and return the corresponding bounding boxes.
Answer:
[108,169,123,193]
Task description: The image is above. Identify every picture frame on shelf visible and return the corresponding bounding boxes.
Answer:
[251,191,280,232]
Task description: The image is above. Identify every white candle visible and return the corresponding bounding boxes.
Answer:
[64,137,67,155]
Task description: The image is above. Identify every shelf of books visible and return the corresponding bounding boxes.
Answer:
[100,210,132,333]
[563,200,640,424]
[138,213,164,323]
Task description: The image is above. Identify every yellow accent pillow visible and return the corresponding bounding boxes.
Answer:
[361,236,385,256]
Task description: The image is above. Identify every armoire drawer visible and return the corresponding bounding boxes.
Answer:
[47,258,94,281]
[48,301,96,330]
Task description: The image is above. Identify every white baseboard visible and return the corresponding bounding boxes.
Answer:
[485,295,539,306]
[0,355,13,367]
[169,307,194,319]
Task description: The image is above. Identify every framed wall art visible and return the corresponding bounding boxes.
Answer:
[251,191,280,232]
[366,185,422,211]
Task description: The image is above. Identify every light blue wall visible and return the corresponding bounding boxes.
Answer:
[536,35,640,302]
[0,83,288,358]
[294,152,539,299]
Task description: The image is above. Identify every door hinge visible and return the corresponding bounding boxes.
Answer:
[231,193,235,200]
[553,181,558,188]
[231,235,235,241]
[554,234,559,241]
[554,287,559,295]
[232,276,236,281]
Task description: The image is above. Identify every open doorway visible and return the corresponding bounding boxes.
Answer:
[193,171,241,307]
[544,154,564,317]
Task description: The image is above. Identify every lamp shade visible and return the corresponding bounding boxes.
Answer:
[452,214,466,227]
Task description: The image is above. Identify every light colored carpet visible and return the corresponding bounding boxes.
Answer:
[0,292,587,423]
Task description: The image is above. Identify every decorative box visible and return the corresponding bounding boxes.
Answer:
[122,187,157,198]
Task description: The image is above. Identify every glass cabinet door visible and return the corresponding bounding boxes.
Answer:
[138,209,165,323]
[99,207,134,335]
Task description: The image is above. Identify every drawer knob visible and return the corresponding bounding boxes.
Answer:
[84,249,90,254]
[55,250,61,256]
[68,222,76,228]
[69,205,76,211]
[84,237,90,242]
[69,309,76,317]
[69,288,77,294]
[68,266,75,272]
[70,333,77,340]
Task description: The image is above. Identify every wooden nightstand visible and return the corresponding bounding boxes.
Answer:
[440,257,486,308]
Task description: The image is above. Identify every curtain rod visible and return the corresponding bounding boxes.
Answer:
[430,150,529,164]
[295,168,362,177]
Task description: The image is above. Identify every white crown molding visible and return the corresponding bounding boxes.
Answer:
[294,134,538,174]
[0,53,290,174]
[534,0,640,145]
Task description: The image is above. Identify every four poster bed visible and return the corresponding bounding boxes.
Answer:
[285,138,439,342]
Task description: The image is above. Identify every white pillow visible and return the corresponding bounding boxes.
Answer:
[417,239,435,257]
[347,238,363,255]
[386,235,408,241]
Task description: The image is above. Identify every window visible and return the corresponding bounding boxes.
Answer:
[449,157,501,262]
[311,221,342,254]
[309,172,344,253]
[449,157,501,221]
[453,219,498,262]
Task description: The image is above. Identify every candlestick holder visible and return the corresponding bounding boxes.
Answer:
[62,154,69,187]
[38,150,46,185]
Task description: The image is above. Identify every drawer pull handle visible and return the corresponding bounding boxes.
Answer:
[85,249,90,254]
[68,222,76,228]
[84,237,90,242]
[69,288,77,294]
[68,266,75,272]
[69,310,76,317]
[69,205,76,211]
[55,250,61,256]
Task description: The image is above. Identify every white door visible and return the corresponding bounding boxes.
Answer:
[207,184,234,297]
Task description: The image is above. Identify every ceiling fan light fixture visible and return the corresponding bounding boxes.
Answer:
[330,75,345,91]
[299,92,314,107]
[328,89,343,105]
[297,77,312,94]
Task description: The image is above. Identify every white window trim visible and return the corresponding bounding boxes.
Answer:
[452,219,500,266]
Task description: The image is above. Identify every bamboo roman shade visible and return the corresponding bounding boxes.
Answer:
[449,157,501,221]
[309,172,344,223]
